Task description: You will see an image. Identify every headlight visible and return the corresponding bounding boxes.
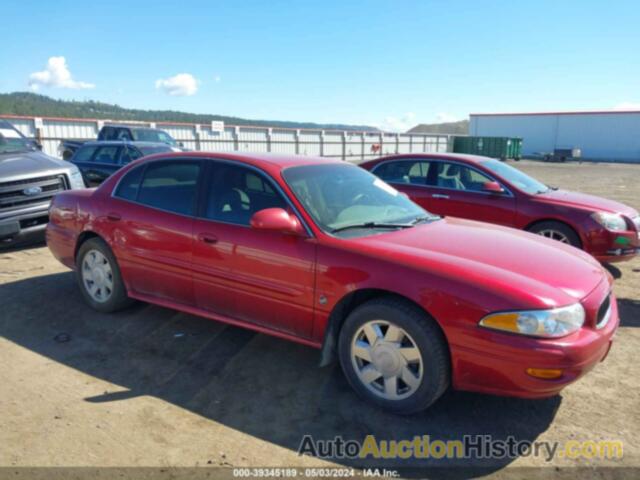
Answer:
[479,303,585,338]
[68,167,86,189]
[591,212,627,231]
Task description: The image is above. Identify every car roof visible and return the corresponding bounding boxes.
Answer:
[82,140,172,148]
[137,151,344,174]
[361,152,493,167]
[104,125,165,131]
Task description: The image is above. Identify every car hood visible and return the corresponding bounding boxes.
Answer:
[0,150,71,179]
[354,217,607,307]
[536,189,638,217]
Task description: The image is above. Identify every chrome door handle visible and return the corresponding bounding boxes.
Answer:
[432,194,450,199]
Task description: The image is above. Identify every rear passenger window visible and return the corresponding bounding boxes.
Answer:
[374,161,430,185]
[136,162,200,215]
[93,146,120,164]
[120,146,143,164]
[73,145,98,163]
[114,165,145,201]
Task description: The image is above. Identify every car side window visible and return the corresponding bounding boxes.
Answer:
[115,129,134,141]
[73,145,99,163]
[93,146,120,165]
[374,161,430,185]
[100,127,116,140]
[114,165,145,201]
[135,161,201,215]
[120,146,143,164]
[203,163,288,225]
[435,162,493,192]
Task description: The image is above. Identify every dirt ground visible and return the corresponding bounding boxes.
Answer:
[0,160,638,478]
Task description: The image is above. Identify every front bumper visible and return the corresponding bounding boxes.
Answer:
[450,281,619,399]
[582,218,639,263]
[0,207,50,248]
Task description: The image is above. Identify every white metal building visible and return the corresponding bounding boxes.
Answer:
[469,110,640,162]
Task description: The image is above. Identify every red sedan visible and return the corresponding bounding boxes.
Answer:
[47,152,618,414]
[361,153,640,263]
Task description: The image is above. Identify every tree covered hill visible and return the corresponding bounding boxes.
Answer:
[407,120,469,135]
[0,92,377,131]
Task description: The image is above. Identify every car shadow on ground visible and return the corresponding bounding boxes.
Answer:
[0,272,568,477]
[602,263,622,279]
[618,298,640,328]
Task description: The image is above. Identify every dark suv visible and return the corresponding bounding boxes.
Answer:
[69,141,178,187]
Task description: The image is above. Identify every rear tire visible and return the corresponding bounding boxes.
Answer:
[76,237,133,313]
[338,297,450,414]
[528,221,582,248]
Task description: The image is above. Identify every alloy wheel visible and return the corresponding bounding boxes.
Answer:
[537,229,570,244]
[350,320,423,400]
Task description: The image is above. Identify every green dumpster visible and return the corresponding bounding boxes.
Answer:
[453,136,522,160]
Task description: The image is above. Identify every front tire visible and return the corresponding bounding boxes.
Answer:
[528,221,582,249]
[338,297,450,414]
[76,237,133,313]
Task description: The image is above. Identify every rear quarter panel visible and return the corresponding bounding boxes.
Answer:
[46,189,101,268]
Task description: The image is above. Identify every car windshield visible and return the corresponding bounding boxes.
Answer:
[0,122,36,154]
[283,163,437,237]
[131,129,177,146]
[480,158,550,194]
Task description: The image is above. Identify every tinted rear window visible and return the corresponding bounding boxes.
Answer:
[136,161,200,215]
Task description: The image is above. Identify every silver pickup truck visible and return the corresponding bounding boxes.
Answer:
[0,119,85,247]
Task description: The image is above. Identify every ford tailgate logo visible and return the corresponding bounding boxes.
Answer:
[23,186,43,196]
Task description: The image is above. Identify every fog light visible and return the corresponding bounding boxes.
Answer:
[526,368,563,380]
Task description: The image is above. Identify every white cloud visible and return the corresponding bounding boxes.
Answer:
[378,112,417,132]
[155,73,199,96]
[213,75,221,83]
[28,56,95,91]
[613,102,640,110]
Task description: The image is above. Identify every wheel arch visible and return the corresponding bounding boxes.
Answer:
[524,218,584,248]
[318,288,448,367]
[74,230,103,260]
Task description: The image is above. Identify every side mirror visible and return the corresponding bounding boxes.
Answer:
[250,208,305,236]
[483,181,504,194]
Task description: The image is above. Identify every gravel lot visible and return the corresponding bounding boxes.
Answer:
[0,160,638,477]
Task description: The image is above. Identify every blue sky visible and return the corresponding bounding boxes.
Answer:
[1,0,639,130]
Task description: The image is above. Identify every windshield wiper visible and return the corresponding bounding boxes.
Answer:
[410,215,439,225]
[536,184,558,194]
[331,222,414,233]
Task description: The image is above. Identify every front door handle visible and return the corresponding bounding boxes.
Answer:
[106,212,121,221]
[198,233,218,244]
[432,194,450,199]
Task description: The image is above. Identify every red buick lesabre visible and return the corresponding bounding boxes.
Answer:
[361,153,640,263]
[47,152,618,414]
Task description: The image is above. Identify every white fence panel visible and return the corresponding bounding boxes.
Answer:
[0,115,452,161]
[381,133,398,155]
[298,130,322,156]
[237,128,269,153]
[323,132,343,158]
[271,129,297,154]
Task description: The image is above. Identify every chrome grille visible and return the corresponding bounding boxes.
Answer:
[0,175,67,213]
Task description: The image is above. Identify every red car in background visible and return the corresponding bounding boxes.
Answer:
[361,153,640,263]
[47,152,618,414]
